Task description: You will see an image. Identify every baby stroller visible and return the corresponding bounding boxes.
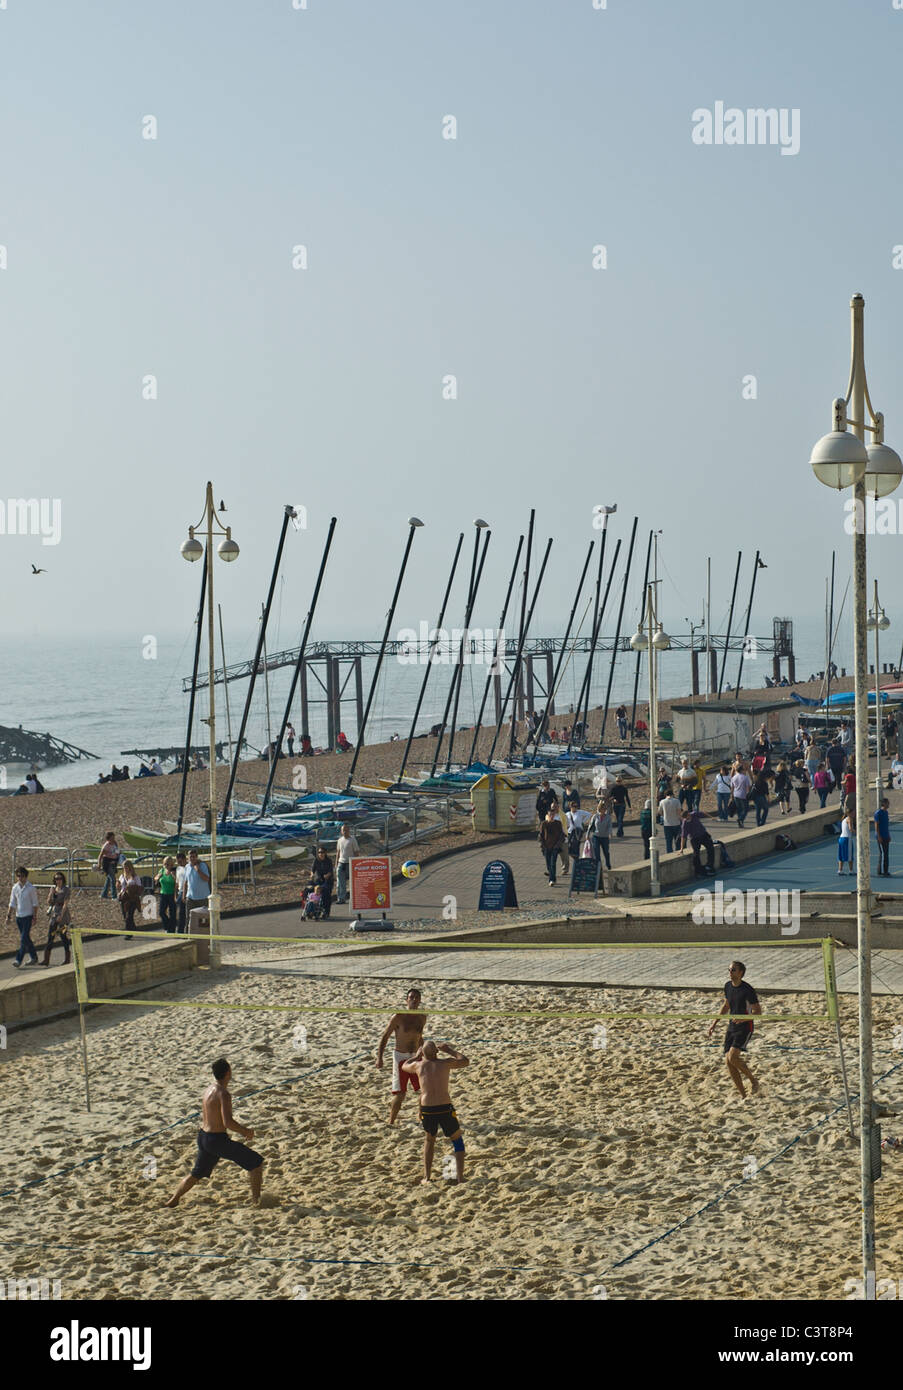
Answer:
[301,885,324,921]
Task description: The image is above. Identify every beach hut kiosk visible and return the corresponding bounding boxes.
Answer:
[470,772,540,833]
[670,697,801,755]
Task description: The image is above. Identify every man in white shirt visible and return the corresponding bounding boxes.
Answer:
[7,866,40,967]
[175,852,190,932]
[334,823,361,905]
[24,775,38,794]
[566,799,592,859]
[658,793,683,852]
[839,720,852,752]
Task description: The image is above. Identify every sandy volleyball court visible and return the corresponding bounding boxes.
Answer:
[2,950,903,1301]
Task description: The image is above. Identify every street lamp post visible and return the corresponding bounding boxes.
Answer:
[181,481,239,968]
[630,583,670,897]
[809,293,903,1300]
[866,583,890,806]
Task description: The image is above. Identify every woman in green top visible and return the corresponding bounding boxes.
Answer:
[155,855,178,933]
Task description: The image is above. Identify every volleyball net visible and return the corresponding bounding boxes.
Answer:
[69,927,841,1021]
[70,927,849,1111]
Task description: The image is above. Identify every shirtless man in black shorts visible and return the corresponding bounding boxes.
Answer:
[164,1058,264,1206]
[707,961,761,1098]
[402,1039,469,1182]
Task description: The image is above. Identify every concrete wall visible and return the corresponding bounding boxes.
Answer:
[0,938,198,1030]
[606,805,841,897]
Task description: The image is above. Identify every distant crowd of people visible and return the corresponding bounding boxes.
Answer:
[529,715,898,884]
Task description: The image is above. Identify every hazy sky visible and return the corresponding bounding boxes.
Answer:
[3,0,903,662]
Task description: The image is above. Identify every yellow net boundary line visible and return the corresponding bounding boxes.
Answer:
[71,997,831,1023]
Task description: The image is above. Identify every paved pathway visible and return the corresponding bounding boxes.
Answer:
[225,939,903,998]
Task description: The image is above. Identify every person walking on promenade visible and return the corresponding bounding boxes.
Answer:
[885,714,898,758]
[174,851,189,932]
[658,789,682,852]
[117,860,143,934]
[713,765,732,821]
[616,705,628,741]
[610,775,631,837]
[793,762,811,815]
[549,794,570,874]
[540,807,565,885]
[827,738,847,790]
[535,779,555,822]
[806,739,821,792]
[773,761,792,815]
[841,761,856,814]
[731,763,751,829]
[334,823,360,905]
[691,761,706,811]
[96,831,120,900]
[813,762,832,808]
[676,756,696,810]
[566,797,592,861]
[751,768,771,826]
[285,722,296,757]
[155,856,178,933]
[42,872,71,965]
[308,845,334,918]
[590,801,612,869]
[183,848,212,921]
[838,808,855,875]
[875,798,892,876]
[7,866,39,968]
[640,799,653,859]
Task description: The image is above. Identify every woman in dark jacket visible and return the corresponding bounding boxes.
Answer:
[539,810,565,885]
[773,761,792,815]
[751,771,771,826]
[308,845,334,918]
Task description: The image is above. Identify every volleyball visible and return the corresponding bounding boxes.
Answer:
[401,860,420,879]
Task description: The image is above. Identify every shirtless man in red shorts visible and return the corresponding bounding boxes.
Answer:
[376,988,427,1125]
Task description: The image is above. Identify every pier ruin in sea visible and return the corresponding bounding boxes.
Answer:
[0,724,98,768]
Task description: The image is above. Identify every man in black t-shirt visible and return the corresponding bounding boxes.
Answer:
[535,779,555,822]
[707,960,761,1098]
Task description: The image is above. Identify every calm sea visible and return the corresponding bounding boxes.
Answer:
[2,618,855,791]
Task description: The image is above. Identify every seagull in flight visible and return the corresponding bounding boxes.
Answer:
[31,564,46,575]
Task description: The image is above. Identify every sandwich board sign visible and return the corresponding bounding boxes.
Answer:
[350,856,393,914]
[478,859,518,910]
[568,855,601,899]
